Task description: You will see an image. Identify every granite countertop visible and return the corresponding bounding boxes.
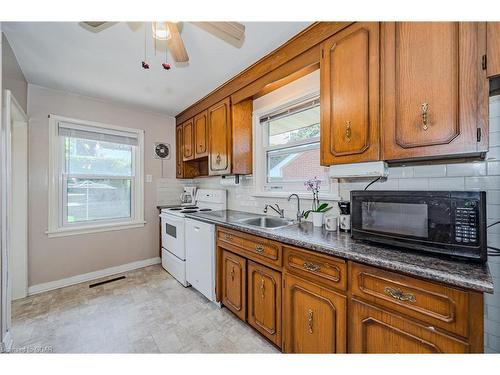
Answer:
[185,209,494,293]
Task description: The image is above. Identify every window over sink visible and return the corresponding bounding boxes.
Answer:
[253,71,335,199]
[47,115,145,237]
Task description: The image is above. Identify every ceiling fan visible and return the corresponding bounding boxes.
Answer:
[80,21,246,64]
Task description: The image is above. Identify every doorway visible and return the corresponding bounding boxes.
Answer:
[1,90,28,351]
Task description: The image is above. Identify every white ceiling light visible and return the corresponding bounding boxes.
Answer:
[152,22,171,41]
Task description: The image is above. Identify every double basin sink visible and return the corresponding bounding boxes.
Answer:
[236,216,295,230]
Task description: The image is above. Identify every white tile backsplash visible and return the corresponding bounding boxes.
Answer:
[447,162,487,177]
[413,164,447,178]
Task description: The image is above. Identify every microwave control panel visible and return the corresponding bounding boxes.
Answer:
[453,200,479,245]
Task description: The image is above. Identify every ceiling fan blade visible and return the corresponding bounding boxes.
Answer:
[79,21,116,33]
[166,22,189,63]
[202,22,245,41]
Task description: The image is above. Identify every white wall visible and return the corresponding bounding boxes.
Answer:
[1,33,27,113]
[27,84,177,286]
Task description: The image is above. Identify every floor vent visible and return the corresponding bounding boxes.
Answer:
[89,275,126,288]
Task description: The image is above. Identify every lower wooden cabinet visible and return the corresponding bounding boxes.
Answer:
[283,273,347,353]
[349,299,470,353]
[222,250,246,321]
[247,261,282,347]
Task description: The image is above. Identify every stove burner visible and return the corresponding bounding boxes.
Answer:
[180,209,198,213]
[199,209,212,212]
[183,206,198,209]
[169,208,183,211]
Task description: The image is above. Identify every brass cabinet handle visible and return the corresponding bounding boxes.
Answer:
[230,267,235,282]
[345,121,352,143]
[223,233,232,241]
[303,262,321,272]
[216,153,222,165]
[421,102,429,131]
[260,278,265,299]
[307,309,314,334]
[255,244,265,253]
[384,287,416,303]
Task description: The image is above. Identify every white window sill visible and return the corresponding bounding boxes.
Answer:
[46,220,146,238]
[252,191,341,201]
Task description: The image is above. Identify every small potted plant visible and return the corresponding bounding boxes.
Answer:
[304,177,332,227]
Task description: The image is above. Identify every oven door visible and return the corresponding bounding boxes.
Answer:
[351,191,452,246]
[160,213,186,260]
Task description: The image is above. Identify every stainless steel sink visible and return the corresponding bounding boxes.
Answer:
[237,216,295,229]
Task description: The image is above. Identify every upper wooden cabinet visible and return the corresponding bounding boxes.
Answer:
[182,118,194,161]
[487,22,500,78]
[175,125,184,178]
[283,273,347,353]
[208,98,232,175]
[381,22,488,161]
[320,22,380,165]
[194,110,208,158]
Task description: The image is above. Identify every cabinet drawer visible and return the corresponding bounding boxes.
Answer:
[350,262,471,338]
[283,246,347,292]
[217,228,282,268]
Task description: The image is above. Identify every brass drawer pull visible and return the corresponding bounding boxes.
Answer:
[216,153,222,165]
[223,233,232,241]
[384,287,416,303]
[307,309,314,334]
[345,121,352,142]
[230,267,235,282]
[255,244,265,253]
[303,262,321,272]
[260,278,265,299]
[421,102,429,131]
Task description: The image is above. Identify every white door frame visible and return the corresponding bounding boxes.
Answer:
[1,90,28,352]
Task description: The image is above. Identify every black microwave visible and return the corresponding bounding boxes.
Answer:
[350,191,487,263]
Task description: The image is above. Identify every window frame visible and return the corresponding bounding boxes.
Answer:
[47,114,145,237]
[253,91,339,200]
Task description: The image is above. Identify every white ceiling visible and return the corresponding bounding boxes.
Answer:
[3,22,311,116]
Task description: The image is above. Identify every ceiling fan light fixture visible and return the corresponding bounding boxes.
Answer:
[152,22,171,40]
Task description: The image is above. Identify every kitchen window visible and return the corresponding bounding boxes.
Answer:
[47,115,145,237]
[254,94,333,197]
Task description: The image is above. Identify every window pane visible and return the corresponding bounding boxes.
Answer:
[268,105,320,146]
[66,178,131,223]
[267,143,328,183]
[65,137,132,176]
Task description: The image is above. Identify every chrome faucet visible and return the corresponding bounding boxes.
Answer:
[288,193,304,223]
[264,203,285,218]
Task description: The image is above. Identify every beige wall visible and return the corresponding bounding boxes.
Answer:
[28,84,176,286]
[1,33,27,113]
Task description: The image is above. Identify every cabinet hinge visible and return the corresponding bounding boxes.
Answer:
[477,128,482,142]
[482,55,487,70]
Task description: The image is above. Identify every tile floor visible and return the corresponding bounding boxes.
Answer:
[10,265,279,353]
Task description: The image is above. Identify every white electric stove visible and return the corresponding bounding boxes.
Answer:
[160,189,226,288]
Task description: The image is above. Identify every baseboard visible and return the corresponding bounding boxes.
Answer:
[28,257,161,295]
[1,331,13,353]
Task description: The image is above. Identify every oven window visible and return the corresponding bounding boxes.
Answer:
[361,202,428,238]
[165,223,177,238]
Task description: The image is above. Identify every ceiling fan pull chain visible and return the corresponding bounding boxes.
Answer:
[142,23,150,69]
[162,35,171,70]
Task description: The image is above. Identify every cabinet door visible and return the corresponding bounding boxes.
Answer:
[350,299,470,353]
[487,22,500,78]
[208,98,232,175]
[283,273,346,353]
[247,261,282,347]
[382,22,487,161]
[320,22,380,165]
[175,125,184,178]
[222,250,246,321]
[194,110,208,158]
[182,118,195,161]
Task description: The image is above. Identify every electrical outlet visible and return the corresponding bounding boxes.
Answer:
[146,174,153,183]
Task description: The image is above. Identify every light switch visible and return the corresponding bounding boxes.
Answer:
[146,174,153,183]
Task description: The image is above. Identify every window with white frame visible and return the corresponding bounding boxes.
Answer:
[257,95,331,194]
[47,116,144,236]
